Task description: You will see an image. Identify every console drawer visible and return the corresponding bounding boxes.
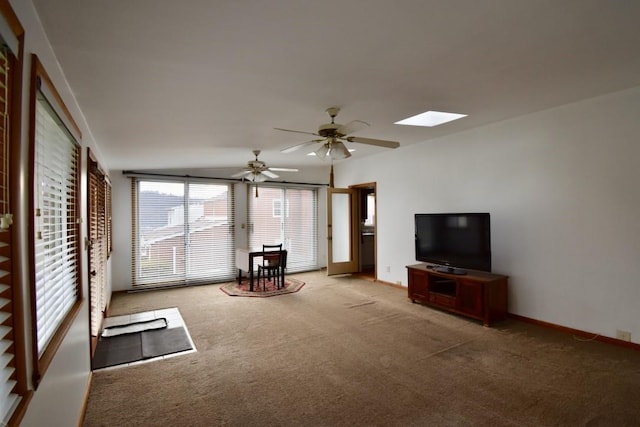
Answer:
[429,293,456,307]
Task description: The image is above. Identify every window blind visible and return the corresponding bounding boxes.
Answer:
[131,178,235,288]
[33,92,81,356]
[249,185,318,273]
[106,177,112,256]
[88,159,107,337]
[0,4,25,422]
[0,43,17,426]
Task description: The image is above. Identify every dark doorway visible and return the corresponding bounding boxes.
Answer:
[354,184,376,280]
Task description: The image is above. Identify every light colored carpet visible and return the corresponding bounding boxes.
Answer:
[84,271,640,426]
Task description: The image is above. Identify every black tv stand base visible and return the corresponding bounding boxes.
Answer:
[433,266,467,275]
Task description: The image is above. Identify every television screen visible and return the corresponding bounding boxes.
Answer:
[415,213,491,272]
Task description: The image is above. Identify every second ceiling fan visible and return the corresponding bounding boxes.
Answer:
[231,150,298,183]
[275,107,400,160]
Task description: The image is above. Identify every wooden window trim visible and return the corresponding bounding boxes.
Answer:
[27,54,83,388]
[0,1,32,425]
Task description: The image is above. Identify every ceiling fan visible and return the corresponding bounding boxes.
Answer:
[275,107,400,160]
[231,150,298,183]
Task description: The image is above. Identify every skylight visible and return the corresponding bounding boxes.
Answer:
[395,111,467,127]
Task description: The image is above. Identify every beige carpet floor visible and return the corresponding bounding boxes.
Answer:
[84,271,640,426]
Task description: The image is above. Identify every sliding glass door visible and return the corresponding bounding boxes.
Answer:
[248,186,318,273]
[132,178,235,288]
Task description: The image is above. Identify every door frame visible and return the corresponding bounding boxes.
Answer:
[352,182,377,281]
[326,182,377,279]
[326,187,359,275]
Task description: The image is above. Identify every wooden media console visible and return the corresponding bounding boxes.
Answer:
[406,263,508,326]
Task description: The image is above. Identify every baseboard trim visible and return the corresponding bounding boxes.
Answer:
[372,278,639,351]
[509,313,640,352]
[375,279,405,290]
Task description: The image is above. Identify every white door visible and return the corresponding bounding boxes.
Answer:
[327,187,359,275]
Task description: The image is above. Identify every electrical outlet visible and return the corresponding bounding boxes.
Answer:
[386,266,390,273]
[616,329,631,342]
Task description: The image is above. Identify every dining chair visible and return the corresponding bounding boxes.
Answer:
[258,244,283,290]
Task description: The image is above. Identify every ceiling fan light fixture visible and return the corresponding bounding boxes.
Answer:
[252,173,267,183]
[329,141,350,160]
[278,107,400,156]
[233,150,294,182]
[244,172,267,182]
[315,143,330,160]
[308,147,355,156]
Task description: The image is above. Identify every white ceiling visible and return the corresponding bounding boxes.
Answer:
[31,0,640,176]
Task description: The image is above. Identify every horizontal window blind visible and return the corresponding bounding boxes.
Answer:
[281,187,318,272]
[132,178,235,288]
[185,182,235,282]
[0,2,26,420]
[0,42,18,426]
[88,162,107,337]
[249,185,318,273]
[106,178,112,256]
[33,93,81,355]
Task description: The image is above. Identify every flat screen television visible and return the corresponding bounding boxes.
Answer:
[414,213,491,274]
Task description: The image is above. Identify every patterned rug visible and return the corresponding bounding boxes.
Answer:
[220,277,305,297]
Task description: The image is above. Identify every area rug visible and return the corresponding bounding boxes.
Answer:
[101,317,168,337]
[92,326,193,370]
[92,308,195,370]
[220,277,305,297]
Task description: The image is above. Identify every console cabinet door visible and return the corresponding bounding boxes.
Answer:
[408,268,429,301]
[457,279,483,317]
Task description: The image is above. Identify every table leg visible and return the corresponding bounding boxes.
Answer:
[249,253,254,292]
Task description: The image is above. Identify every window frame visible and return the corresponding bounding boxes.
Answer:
[272,198,290,218]
[27,54,83,388]
[0,1,30,425]
[272,199,282,218]
[131,176,236,288]
[249,184,318,273]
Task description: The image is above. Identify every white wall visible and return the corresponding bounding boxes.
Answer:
[12,1,111,425]
[336,86,640,343]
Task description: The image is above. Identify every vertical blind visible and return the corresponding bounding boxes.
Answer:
[131,178,235,288]
[33,93,81,355]
[249,185,318,273]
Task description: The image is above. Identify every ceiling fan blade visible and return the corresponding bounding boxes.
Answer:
[269,167,299,172]
[281,139,321,154]
[231,170,251,178]
[274,127,320,137]
[337,120,370,136]
[346,136,400,149]
[261,170,279,179]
